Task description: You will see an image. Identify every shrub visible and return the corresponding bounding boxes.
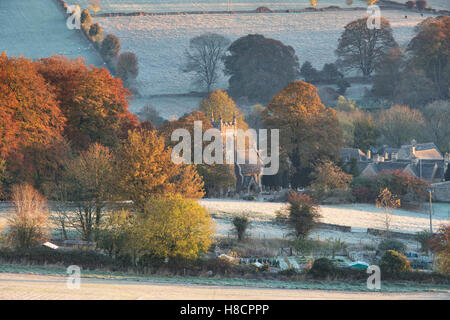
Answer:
[380,250,412,274]
[232,215,251,242]
[351,170,429,208]
[287,192,321,238]
[352,185,374,203]
[309,257,335,278]
[7,184,49,248]
[0,247,118,270]
[100,34,121,62]
[378,239,406,253]
[278,267,298,276]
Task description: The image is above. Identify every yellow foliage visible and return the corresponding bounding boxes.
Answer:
[199,89,247,129]
[136,194,214,259]
[117,130,204,209]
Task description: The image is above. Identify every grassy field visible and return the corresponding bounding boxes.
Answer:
[0,0,102,66]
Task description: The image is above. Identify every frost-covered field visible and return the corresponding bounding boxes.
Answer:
[200,199,450,234]
[66,0,368,13]
[0,0,102,66]
[97,10,432,117]
[65,0,450,13]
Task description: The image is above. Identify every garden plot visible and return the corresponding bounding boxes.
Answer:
[0,0,102,66]
[66,0,370,14]
[96,10,431,116]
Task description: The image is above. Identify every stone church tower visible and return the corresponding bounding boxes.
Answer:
[210,113,263,195]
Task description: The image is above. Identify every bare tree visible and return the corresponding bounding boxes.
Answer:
[336,17,397,77]
[183,33,230,93]
[7,184,49,248]
[376,188,400,237]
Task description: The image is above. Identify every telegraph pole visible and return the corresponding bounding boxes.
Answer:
[428,188,433,233]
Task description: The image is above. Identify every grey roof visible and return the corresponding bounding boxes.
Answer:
[397,142,443,160]
[373,162,410,173]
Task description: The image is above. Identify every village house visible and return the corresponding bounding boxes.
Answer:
[341,140,448,183]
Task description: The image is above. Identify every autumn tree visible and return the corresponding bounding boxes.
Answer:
[309,160,353,200]
[422,100,450,153]
[197,164,236,197]
[117,129,204,210]
[159,111,236,197]
[61,143,115,241]
[393,68,437,107]
[7,184,49,248]
[429,224,450,275]
[101,34,121,62]
[0,54,66,193]
[376,105,426,147]
[116,51,139,82]
[372,47,405,99]
[135,195,214,259]
[183,33,230,93]
[0,54,65,158]
[224,34,300,102]
[198,89,247,129]
[263,81,343,188]
[336,17,398,77]
[36,56,138,150]
[407,16,449,99]
[353,116,380,151]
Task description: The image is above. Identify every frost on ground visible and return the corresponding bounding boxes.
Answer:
[98,10,429,96]
[201,199,450,247]
[65,0,450,13]
[96,10,432,117]
[0,0,102,66]
[65,0,368,14]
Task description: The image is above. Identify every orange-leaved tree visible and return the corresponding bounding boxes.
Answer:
[263,81,343,188]
[36,55,138,150]
[117,129,204,210]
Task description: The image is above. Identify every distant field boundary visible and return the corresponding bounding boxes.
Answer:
[92,4,448,18]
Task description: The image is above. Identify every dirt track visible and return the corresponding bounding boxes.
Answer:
[0,273,449,300]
